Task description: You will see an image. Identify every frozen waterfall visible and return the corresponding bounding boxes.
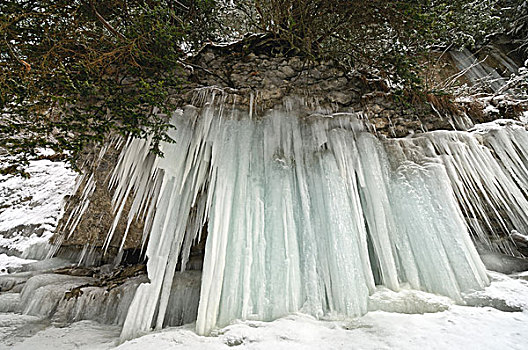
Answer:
[105,93,528,340]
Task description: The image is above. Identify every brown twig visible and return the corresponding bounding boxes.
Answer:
[3,37,31,73]
[89,0,127,41]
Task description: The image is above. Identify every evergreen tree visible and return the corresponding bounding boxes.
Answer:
[1,0,524,175]
[1,0,220,174]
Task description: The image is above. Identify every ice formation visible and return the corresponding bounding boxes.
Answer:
[450,48,519,92]
[95,91,528,340]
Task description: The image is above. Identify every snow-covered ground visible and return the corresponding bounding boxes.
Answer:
[0,315,121,350]
[0,254,35,275]
[1,272,527,350]
[116,273,528,350]
[117,307,528,350]
[0,157,77,260]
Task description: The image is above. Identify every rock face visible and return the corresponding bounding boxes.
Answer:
[49,141,145,266]
[53,35,527,264]
[479,251,528,274]
[183,36,484,137]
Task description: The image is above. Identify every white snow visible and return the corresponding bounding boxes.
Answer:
[522,111,528,124]
[367,286,453,314]
[2,272,527,350]
[116,310,528,350]
[0,315,121,350]
[0,158,77,257]
[115,273,528,350]
[0,253,35,275]
[467,271,528,310]
[483,104,500,114]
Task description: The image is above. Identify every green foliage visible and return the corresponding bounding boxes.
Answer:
[504,0,528,57]
[226,0,525,90]
[225,1,443,89]
[0,0,220,173]
[428,0,527,59]
[1,0,525,175]
[429,0,502,48]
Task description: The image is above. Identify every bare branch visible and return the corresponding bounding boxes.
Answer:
[89,0,127,41]
[3,36,31,73]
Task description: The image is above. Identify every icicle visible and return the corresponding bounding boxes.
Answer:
[105,93,517,340]
[450,49,508,92]
[406,123,528,256]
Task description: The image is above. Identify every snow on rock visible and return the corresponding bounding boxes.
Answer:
[0,312,45,347]
[0,158,77,258]
[522,111,528,124]
[3,274,527,350]
[0,254,35,275]
[367,286,453,314]
[464,271,528,311]
[478,250,528,274]
[3,273,523,350]
[483,104,500,115]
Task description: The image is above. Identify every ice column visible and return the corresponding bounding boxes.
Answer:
[109,95,500,339]
[196,112,376,335]
[400,123,528,256]
[119,105,218,340]
[195,109,489,335]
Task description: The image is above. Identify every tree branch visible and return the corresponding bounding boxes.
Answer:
[89,0,127,41]
[4,37,31,73]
